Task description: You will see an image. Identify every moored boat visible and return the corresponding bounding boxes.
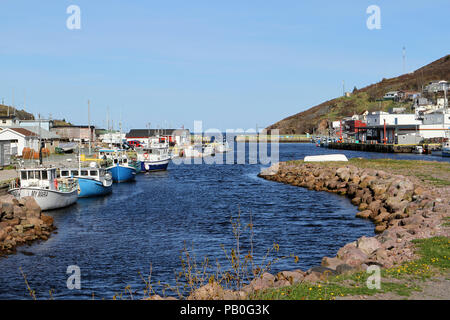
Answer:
[136,142,170,172]
[99,149,137,182]
[9,168,78,211]
[60,164,113,197]
[442,141,450,157]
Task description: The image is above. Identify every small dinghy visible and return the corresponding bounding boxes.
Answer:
[304,154,348,162]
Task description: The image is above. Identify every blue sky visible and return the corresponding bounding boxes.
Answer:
[0,0,449,132]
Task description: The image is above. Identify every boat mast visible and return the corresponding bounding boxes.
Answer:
[38,114,43,165]
[88,99,91,155]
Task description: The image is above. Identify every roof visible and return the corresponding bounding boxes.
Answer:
[126,129,189,138]
[0,127,38,137]
[0,115,19,120]
[51,125,94,129]
[18,126,60,139]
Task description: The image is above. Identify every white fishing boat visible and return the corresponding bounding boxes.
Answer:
[182,145,203,158]
[214,141,231,153]
[442,141,450,157]
[136,141,170,172]
[202,144,215,157]
[413,145,424,154]
[9,168,79,211]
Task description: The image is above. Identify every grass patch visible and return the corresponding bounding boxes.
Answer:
[252,270,421,300]
[251,237,449,300]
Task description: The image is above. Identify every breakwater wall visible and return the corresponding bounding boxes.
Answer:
[0,195,55,256]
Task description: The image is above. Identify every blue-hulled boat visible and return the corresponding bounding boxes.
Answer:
[60,167,113,197]
[99,149,136,183]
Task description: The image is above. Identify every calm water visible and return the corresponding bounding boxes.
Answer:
[0,143,448,299]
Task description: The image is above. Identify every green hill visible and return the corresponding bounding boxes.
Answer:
[267,54,450,134]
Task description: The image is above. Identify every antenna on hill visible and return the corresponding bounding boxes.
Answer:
[12,88,15,116]
[402,46,406,74]
[342,80,345,97]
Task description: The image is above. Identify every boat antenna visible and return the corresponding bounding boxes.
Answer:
[38,113,43,165]
[88,99,91,155]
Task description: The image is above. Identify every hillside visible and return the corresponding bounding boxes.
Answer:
[0,104,34,120]
[0,104,72,126]
[267,54,450,134]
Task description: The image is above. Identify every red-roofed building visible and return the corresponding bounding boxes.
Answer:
[0,127,40,156]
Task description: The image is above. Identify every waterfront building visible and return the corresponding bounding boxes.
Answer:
[50,125,96,142]
[0,127,39,156]
[126,128,190,146]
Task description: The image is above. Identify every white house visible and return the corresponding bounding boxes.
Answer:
[19,119,53,131]
[383,91,399,100]
[366,111,422,126]
[0,127,40,156]
[0,115,20,128]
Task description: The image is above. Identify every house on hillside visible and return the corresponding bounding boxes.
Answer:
[0,127,40,156]
[0,115,20,128]
[383,91,400,101]
[425,80,449,93]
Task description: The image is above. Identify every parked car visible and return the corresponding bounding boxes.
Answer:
[128,140,142,148]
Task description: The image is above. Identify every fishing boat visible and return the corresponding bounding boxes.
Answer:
[202,144,215,157]
[413,145,424,154]
[59,164,113,197]
[99,149,136,183]
[214,140,231,153]
[136,142,170,172]
[442,141,450,157]
[9,167,78,211]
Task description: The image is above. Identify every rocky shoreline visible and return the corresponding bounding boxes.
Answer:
[171,161,449,300]
[0,195,55,256]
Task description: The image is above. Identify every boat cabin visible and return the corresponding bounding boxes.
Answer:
[60,168,109,180]
[18,168,59,190]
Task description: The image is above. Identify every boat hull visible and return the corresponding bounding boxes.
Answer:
[140,159,169,172]
[442,149,450,157]
[107,165,136,183]
[9,187,78,211]
[77,178,112,198]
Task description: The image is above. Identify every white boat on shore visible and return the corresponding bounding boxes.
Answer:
[9,168,79,211]
[304,154,348,162]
